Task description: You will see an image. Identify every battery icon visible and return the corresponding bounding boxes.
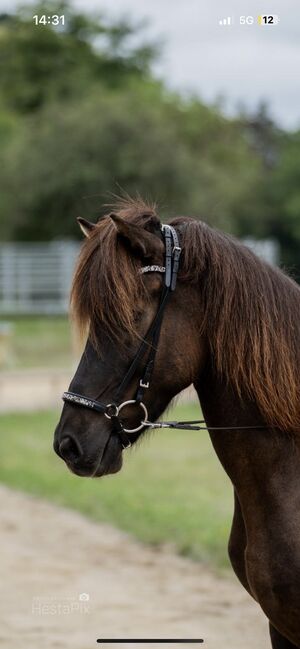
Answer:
[258,14,280,25]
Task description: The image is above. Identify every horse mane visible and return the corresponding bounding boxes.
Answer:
[71,198,300,433]
[171,216,300,434]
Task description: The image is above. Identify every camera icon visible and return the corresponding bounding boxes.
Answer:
[79,593,90,601]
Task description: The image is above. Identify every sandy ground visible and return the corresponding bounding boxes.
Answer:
[0,485,270,649]
[0,369,71,412]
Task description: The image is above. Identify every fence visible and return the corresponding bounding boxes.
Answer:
[0,241,80,315]
[0,238,279,316]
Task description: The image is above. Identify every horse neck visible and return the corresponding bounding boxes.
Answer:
[193,365,290,494]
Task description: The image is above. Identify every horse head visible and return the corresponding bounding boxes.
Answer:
[54,201,206,477]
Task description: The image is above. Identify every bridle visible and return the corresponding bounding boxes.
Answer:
[63,224,182,449]
[62,223,271,448]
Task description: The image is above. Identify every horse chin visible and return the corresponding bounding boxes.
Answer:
[93,448,123,478]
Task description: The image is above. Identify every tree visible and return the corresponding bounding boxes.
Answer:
[0,1,299,280]
[263,131,300,279]
[0,0,158,113]
[0,86,263,240]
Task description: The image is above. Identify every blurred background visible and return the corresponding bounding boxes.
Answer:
[0,1,299,645]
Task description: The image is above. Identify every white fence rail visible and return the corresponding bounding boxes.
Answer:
[0,241,80,315]
[0,238,279,316]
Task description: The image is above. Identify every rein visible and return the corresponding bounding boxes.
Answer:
[63,223,270,448]
[143,420,269,431]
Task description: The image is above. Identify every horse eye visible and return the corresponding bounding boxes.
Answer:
[134,309,143,323]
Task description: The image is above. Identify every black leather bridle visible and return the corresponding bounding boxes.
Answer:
[63,223,271,448]
[62,224,182,449]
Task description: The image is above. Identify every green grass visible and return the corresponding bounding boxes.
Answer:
[0,402,233,568]
[2,316,73,369]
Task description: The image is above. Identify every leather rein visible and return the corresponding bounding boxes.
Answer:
[62,224,269,448]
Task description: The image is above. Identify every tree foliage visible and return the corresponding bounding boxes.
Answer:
[0,1,299,277]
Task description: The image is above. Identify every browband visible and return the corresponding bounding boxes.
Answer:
[140,265,165,274]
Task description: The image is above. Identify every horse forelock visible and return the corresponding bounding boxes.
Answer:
[71,197,157,350]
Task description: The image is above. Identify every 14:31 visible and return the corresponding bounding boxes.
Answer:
[33,15,65,26]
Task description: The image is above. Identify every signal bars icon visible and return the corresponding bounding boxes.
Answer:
[219,16,233,26]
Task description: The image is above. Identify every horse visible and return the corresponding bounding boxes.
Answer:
[54,198,300,648]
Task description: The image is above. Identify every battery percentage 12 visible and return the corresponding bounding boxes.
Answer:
[258,15,280,25]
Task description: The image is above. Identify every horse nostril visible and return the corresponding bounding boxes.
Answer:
[59,435,82,462]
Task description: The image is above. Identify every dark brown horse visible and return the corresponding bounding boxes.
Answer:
[54,198,300,648]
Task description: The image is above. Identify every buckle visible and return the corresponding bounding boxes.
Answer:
[139,379,150,389]
[121,439,132,449]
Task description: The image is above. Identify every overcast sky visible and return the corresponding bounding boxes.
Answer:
[2,0,300,129]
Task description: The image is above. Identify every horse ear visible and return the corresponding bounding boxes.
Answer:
[77,217,96,238]
[109,213,163,259]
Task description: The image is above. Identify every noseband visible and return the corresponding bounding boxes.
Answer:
[62,224,182,449]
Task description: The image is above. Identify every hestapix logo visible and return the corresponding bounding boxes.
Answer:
[32,592,90,616]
